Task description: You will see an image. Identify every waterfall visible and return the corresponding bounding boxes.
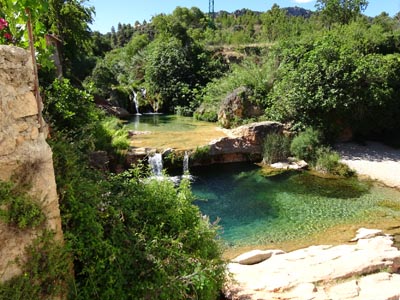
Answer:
[132,91,141,115]
[140,87,147,99]
[149,153,163,176]
[183,151,189,174]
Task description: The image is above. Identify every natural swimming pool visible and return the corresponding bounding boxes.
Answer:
[191,162,400,248]
[127,115,400,250]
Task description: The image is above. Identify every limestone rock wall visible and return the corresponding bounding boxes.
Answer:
[0,45,63,281]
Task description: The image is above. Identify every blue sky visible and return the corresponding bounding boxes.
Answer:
[88,0,400,33]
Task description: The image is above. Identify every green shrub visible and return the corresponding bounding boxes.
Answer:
[262,133,291,164]
[50,137,225,300]
[175,105,193,117]
[315,148,355,177]
[290,128,322,163]
[0,231,72,300]
[194,108,218,122]
[315,147,340,173]
[191,145,211,161]
[99,117,129,150]
[43,78,100,134]
[0,181,45,229]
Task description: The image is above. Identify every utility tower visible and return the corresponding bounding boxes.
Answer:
[209,0,215,20]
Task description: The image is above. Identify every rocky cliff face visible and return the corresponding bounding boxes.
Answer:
[0,45,63,281]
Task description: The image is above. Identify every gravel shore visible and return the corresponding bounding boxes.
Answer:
[336,141,400,189]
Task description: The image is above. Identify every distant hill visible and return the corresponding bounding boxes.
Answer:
[214,6,313,18]
[284,6,313,18]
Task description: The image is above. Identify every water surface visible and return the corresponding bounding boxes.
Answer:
[126,115,226,150]
[191,163,400,247]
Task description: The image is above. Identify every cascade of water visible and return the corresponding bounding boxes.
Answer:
[132,91,141,115]
[183,151,189,174]
[149,153,163,176]
[140,87,147,99]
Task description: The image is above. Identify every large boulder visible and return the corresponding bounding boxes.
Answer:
[218,86,264,128]
[208,121,283,163]
[101,105,131,119]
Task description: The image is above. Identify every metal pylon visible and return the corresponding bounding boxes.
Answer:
[209,0,215,20]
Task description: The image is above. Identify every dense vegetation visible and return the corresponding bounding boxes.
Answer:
[83,1,400,142]
[1,0,400,298]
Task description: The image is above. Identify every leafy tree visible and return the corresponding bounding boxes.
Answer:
[152,7,208,43]
[316,0,368,26]
[0,0,54,69]
[90,31,112,58]
[195,57,275,121]
[266,23,400,136]
[86,56,119,98]
[259,4,289,41]
[43,78,100,133]
[144,33,226,112]
[144,37,193,111]
[44,0,95,79]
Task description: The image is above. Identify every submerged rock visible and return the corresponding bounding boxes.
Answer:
[225,229,400,300]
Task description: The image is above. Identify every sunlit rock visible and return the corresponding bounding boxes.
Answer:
[225,229,400,300]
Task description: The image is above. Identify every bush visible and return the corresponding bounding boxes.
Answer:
[290,128,322,163]
[316,148,355,177]
[0,231,72,300]
[0,181,45,229]
[99,117,130,151]
[43,78,100,134]
[50,137,225,300]
[266,26,400,136]
[194,106,218,122]
[262,133,291,164]
[175,105,193,117]
[195,58,275,123]
[191,145,211,161]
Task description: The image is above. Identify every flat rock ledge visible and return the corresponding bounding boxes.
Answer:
[225,228,400,300]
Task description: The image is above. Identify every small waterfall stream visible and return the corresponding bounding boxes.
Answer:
[132,91,141,115]
[149,153,163,176]
[183,151,189,174]
[148,152,193,183]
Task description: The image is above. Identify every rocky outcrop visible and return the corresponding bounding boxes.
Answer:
[205,121,283,164]
[225,228,400,300]
[0,45,63,281]
[270,158,308,170]
[99,104,131,119]
[126,121,284,167]
[218,87,264,129]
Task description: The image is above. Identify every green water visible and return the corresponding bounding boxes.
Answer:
[126,115,205,132]
[191,163,400,247]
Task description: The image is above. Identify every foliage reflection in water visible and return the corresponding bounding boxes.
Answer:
[191,163,400,247]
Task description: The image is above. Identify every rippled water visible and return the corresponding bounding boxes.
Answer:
[191,163,400,247]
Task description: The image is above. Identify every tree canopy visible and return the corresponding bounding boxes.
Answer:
[316,0,369,26]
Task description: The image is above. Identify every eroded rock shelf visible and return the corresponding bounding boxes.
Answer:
[225,228,400,300]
